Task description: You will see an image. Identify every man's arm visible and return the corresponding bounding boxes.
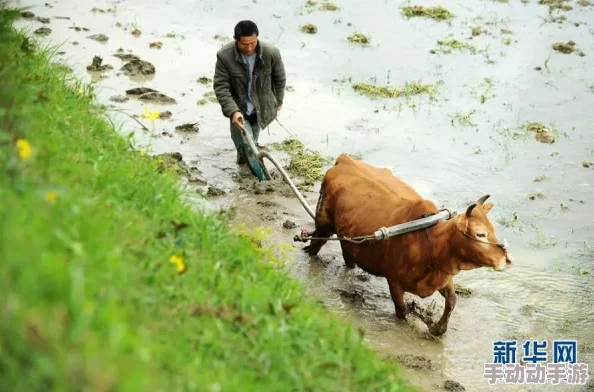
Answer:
[271,47,286,108]
[213,53,239,118]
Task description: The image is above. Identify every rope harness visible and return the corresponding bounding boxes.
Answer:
[293,208,456,244]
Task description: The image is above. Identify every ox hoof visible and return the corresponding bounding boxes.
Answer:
[395,309,408,320]
[429,324,447,336]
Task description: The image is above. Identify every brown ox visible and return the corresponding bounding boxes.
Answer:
[304,154,513,336]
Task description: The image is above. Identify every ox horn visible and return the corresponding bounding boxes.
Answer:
[466,203,477,217]
[477,194,490,205]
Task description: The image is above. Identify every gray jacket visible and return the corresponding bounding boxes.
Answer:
[213,40,286,130]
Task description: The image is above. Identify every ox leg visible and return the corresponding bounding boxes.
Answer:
[429,281,457,336]
[304,186,334,256]
[303,225,334,256]
[340,242,356,269]
[387,280,407,320]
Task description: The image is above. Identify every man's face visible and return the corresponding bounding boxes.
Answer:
[236,34,258,56]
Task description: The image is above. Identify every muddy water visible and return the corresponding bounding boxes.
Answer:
[12,0,594,390]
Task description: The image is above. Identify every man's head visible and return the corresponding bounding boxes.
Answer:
[234,20,259,56]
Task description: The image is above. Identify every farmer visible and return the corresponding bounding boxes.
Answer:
[213,20,286,165]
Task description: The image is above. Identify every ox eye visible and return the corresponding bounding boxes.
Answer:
[476,232,487,238]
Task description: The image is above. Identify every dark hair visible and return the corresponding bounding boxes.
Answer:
[234,20,259,39]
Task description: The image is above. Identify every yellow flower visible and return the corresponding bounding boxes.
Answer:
[44,191,58,204]
[139,150,146,156]
[141,107,160,122]
[77,88,84,95]
[169,255,187,274]
[16,138,32,160]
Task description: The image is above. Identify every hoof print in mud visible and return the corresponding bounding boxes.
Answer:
[86,56,113,72]
[393,354,440,371]
[337,289,366,306]
[175,123,199,133]
[441,380,466,391]
[121,59,155,76]
[206,186,226,197]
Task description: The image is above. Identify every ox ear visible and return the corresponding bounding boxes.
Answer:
[483,203,495,214]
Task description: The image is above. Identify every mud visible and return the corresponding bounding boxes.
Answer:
[120,59,155,76]
[87,33,108,43]
[114,52,140,62]
[86,55,112,72]
[175,123,199,133]
[19,11,34,19]
[109,95,129,103]
[153,152,190,178]
[159,111,172,120]
[138,92,176,104]
[206,186,226,197]
[442,380,466,391]
[33,26,50,36]
[69,26,89,32]
[125,87,157,95]
[16,0,594,390]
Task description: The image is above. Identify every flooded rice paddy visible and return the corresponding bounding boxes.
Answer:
[10,0,594,390]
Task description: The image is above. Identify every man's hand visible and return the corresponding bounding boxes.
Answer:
[277,105,282,111]
[232,111,245,133]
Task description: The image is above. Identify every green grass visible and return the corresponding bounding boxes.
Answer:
[0,8,414,392]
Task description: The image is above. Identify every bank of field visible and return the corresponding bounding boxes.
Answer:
[0,8,415,392]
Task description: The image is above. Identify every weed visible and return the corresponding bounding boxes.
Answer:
[304,0,339,12]
[528,225,557,249]
[538,0,573,11]
[271,139,330,188]
[433,38,477,54]
[471,77,496,104]
[449,111,476,127]
[347,32,370,45]
[401,5,453,21]
[197,91,218,106]
[522,121,559,143]
[352,81,439,100]
[300,23,318,34]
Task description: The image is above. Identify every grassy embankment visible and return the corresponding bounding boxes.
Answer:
[0,8,415,392]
